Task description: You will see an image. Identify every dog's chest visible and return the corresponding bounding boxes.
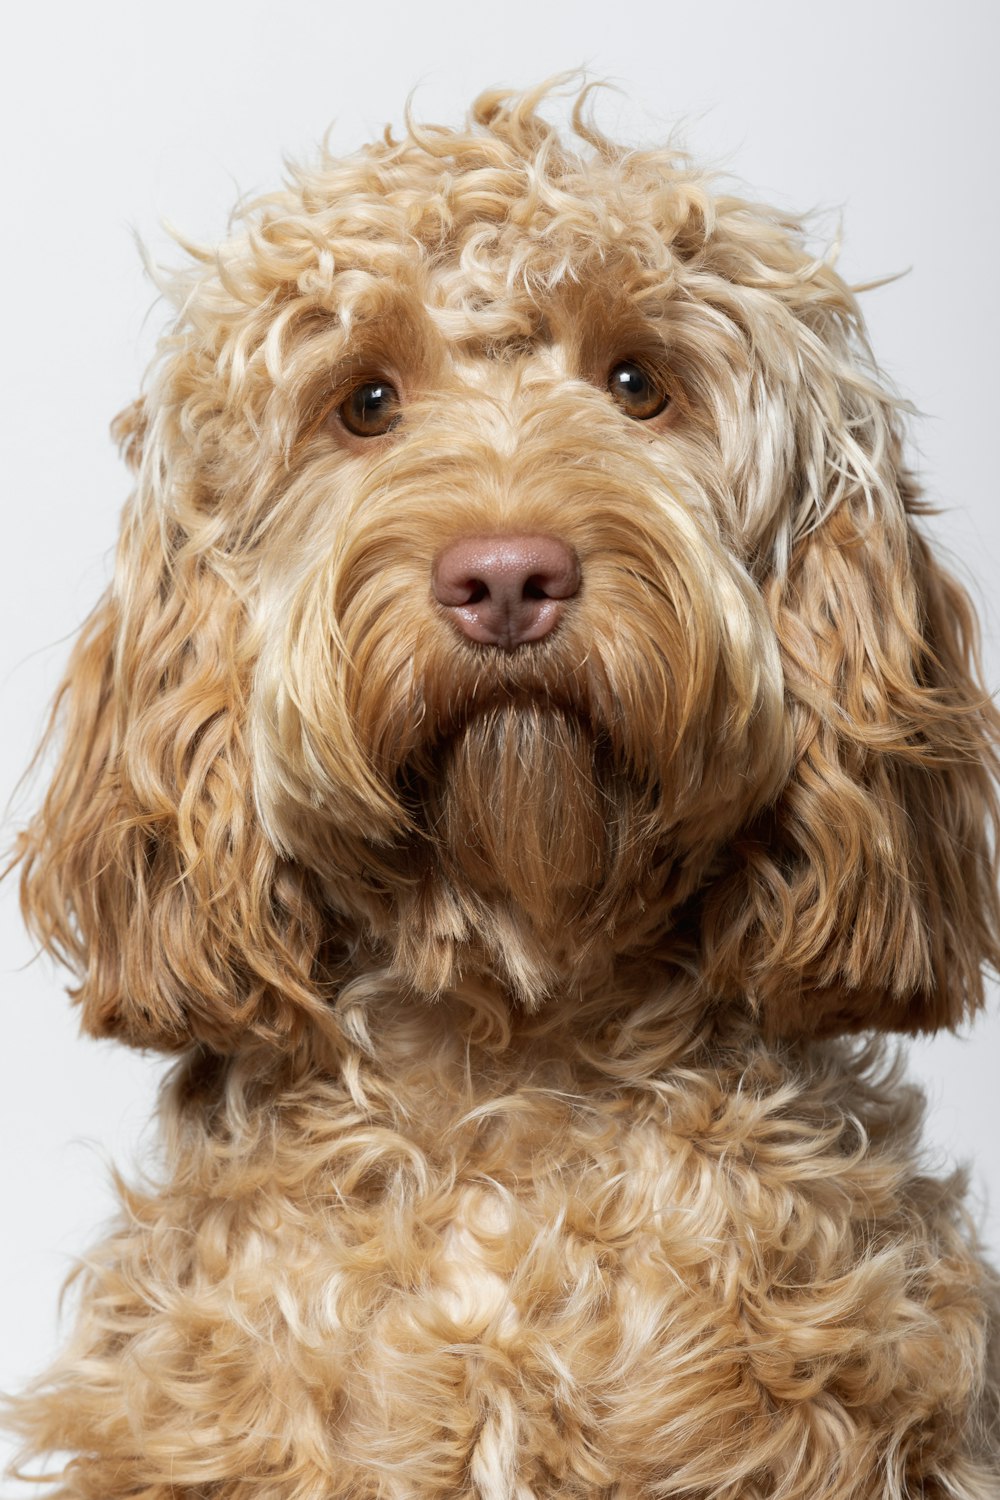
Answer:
[116,1026,981,1496]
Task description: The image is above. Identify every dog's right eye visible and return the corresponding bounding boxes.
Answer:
[339,379,402,438]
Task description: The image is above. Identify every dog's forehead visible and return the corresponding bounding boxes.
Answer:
[316,221,678,368]
[273,138,684,345]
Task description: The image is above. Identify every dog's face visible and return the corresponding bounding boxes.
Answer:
[248,201,793,1007]
[18,87,1000,1049]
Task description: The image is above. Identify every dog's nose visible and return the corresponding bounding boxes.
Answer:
[433,534,581,648]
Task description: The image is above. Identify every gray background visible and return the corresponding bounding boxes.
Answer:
[2,0,997,1476]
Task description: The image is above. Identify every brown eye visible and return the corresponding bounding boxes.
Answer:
[339,379,402,437]
[607,361,669,421]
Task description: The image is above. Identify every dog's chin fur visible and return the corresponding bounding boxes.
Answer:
[7,80,1000,1499]
[386,703,667,1004]
[422,704,629,907]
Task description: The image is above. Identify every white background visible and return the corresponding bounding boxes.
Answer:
[1,0,998,1476]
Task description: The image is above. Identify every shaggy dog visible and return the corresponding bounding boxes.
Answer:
[6,82,1000,1498]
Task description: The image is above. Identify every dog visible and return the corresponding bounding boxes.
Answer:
[6,80,1000,1498]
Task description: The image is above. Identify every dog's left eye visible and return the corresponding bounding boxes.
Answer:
[607,361,670,421]
[339,379,402,438]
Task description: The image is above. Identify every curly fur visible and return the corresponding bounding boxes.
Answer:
[5,80,1000,1497]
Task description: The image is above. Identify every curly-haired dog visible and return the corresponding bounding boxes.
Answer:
[6,82,1000,1498]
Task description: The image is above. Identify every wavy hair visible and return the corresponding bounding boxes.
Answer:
[14,80,1000,1050]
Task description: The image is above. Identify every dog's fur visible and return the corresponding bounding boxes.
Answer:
[6,82,1000,1497]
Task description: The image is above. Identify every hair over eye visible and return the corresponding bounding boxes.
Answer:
[339,379,402,437]
[607,360,670,421]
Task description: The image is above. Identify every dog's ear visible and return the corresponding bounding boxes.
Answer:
[15,398,331,1053]
[697,218,1000,1037]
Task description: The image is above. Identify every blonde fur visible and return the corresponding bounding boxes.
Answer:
[6,81,1000,1497]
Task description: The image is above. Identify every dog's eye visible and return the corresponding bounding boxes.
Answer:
[607,361,670,421]
[339,379,402,438]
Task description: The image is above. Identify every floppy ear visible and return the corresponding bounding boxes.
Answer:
[15,399,331,1053]
[697,226,1000,1037]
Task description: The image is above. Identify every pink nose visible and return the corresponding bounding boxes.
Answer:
[433,534,581,648]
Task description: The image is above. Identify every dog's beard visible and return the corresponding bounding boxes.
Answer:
[418,703,609,913]
[387,700,673,1002]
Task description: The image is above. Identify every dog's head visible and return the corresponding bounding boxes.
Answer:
[19,85,1000,1050]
